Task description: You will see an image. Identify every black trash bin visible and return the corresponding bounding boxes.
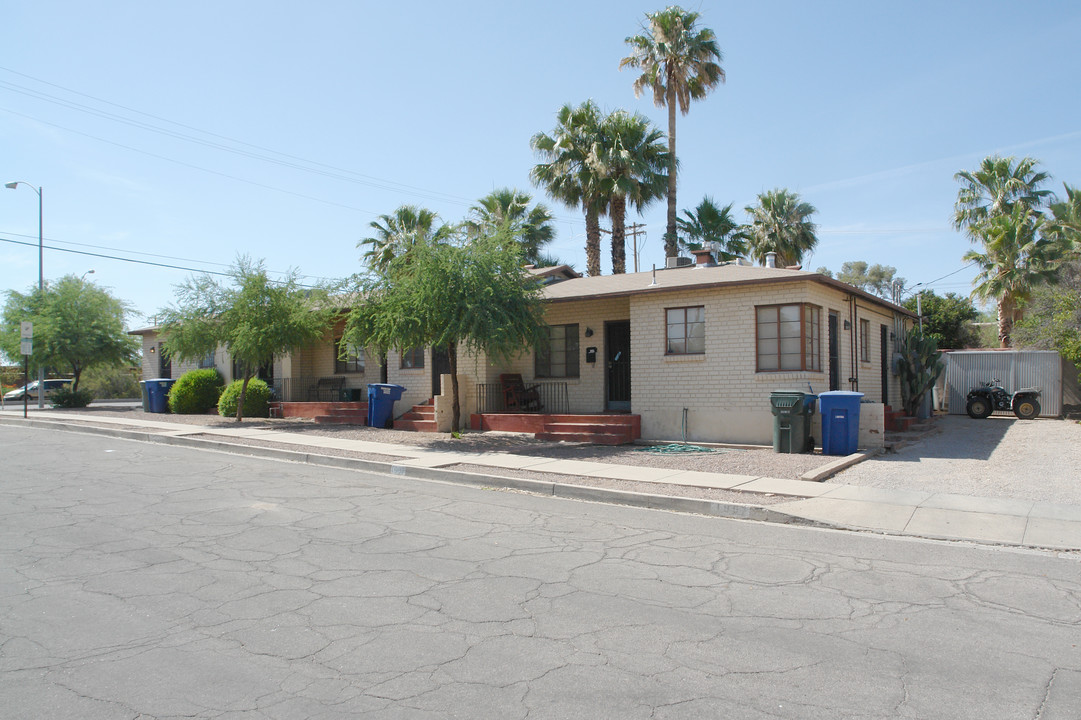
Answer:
[769,390,816,453]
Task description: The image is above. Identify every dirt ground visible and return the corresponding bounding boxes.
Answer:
[52,405,835,481]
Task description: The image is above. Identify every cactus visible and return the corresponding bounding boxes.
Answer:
[897,328,945,417]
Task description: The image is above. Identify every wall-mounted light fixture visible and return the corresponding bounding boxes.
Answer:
[843,320,851,330]
[584,327,594,337]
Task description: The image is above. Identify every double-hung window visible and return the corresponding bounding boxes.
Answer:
[756,303,821,371]
[535,324,579,378]
[666,306,705,355]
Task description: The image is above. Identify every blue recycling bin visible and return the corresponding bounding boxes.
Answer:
[144,378,177,413]
[818,391,864,456]
[367,383,406,429]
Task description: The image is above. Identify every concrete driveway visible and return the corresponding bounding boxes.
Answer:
[835,415,1081,505]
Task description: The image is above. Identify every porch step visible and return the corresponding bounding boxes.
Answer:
[536,430,634,446]
[312,403,369,425]
[394,402,439,432]
[536,421,637,445]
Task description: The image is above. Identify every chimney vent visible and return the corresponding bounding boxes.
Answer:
[691,248,716,267]
[765,252,777,268]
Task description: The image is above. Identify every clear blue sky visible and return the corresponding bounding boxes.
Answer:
[3,1,1081,328]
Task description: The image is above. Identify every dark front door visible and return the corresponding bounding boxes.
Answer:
[880,324,889,405]
[828,313,840,391]
[431,346,452,397]
[605,321,631,411]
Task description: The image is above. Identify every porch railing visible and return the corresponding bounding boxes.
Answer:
[271,377,366,402]
[475,381,569,415]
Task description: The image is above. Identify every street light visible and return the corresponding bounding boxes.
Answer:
[81,269,95,281]
[5,181,45,409]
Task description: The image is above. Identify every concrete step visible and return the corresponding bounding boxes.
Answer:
[535,430,634,446]
[394,418,439,432]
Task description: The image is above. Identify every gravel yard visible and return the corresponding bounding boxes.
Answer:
[54,405,835,481]
[835,414,1081,505]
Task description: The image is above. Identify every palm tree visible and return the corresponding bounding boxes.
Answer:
[464,188,556,266]
[954,155,1052,238]
[1045,183,1081,253]
[676,196,744,261]
[531,101,607,276]
[741,189,819,268]
[590,110,669,273]
[621,6,725,260]
[964,206,1064,347]
[359,205,454,274]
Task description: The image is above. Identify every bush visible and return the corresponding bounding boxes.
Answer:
[217,378,271,418]
[51,387,94,408]
[81,364,141,399]
[169,369,225,414]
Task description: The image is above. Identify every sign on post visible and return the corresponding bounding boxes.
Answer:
[20,321,33,339]
[20,338,32,356]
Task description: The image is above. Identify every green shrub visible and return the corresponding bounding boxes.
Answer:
[51,387,94,408]
[217,378,271,418]
[81,364,141,399]
[169,368,225,414]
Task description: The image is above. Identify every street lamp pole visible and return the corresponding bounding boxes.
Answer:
[5,181,45,408]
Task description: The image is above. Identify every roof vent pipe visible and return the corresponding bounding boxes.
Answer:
[765,252,777,268]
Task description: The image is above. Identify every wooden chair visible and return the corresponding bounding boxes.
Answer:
[500,374,543,412]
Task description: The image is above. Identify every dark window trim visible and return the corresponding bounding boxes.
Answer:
[859,318,871,363]
[665,305,706,356]
[755,302,823,373]
[335,337,364,374]
[535,323,580,378]
[400,347,425,369]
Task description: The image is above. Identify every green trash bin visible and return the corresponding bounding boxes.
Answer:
[770,390,816,453]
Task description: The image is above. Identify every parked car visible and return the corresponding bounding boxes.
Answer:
[3,379,74,401]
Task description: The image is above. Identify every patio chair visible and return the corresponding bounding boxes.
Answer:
[500,373,543,412]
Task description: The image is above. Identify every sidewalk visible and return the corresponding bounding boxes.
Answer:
[3,409,1080,552]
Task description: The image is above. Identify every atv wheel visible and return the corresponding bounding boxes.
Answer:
[966,397,993,419]
[1013,398,1040,420]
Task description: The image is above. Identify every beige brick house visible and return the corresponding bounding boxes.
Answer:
[132,258,915,446]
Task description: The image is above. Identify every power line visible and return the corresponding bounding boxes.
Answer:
[0,235,329,288]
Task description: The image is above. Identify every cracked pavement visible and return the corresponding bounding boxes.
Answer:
[2,425,1080,719]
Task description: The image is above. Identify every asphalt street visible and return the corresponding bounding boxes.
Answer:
[2,425,1080,719]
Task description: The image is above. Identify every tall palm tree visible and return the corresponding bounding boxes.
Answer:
[1045,183,1081,253]
[359,205,454,274]
[741,188,819,268]
[964,206,1064,347]
[621,6,725,260]
[590,110,669,273]
[954,155,1052,238]
[464,188,556,266]
[676,196,744,260]
[531,101,607,276]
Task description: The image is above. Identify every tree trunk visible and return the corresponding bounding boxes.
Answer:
[449,342,460,433]
[585,205,602,277]
[611,195,627,274]
[72,365,82,393]
[998,296,1014,348]
[665,84,678,260]
[236,373,251,422]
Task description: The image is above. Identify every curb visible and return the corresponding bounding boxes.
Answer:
[0,415,829,530]
[799,448,882,482]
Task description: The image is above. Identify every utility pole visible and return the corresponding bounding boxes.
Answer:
[627,223,646,273]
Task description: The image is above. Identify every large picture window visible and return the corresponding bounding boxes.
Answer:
[666,306,705,355]
[335,337,364,374]
[535,323,579,378]
[756,303,821,372]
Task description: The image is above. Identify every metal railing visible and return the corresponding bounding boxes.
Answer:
[271,377,366,402]
[475,381,569,415]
